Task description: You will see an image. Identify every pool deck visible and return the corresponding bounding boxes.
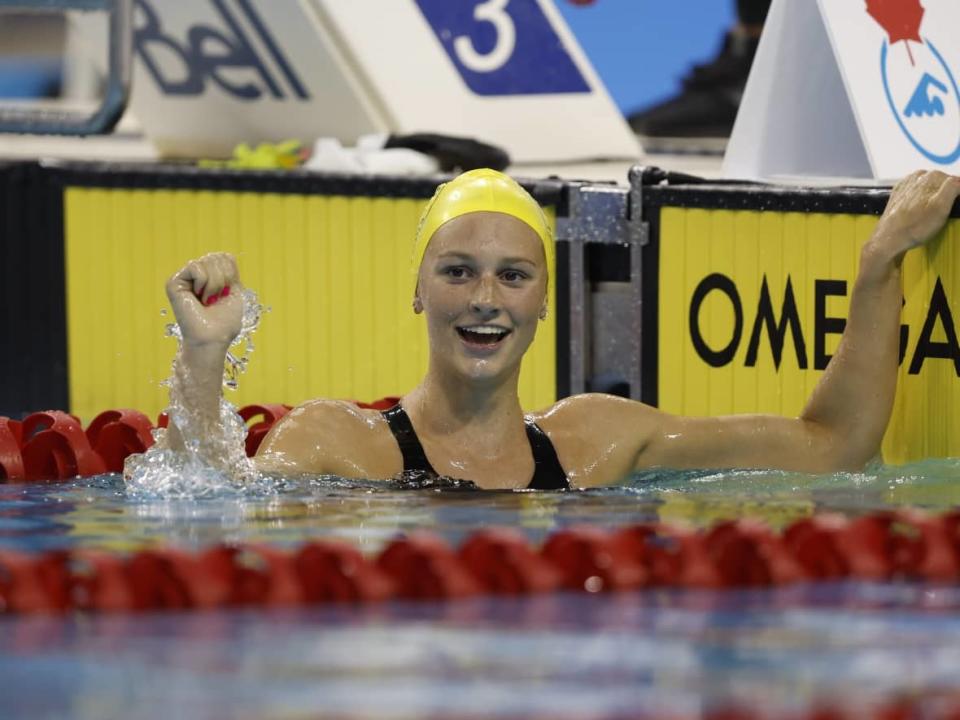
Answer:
[0,122,725,186]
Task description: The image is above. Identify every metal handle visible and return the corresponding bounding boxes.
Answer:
[0,0,130,135]
[556,181,649,401]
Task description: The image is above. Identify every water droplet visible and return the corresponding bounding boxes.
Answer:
[126,287,273,498]
[584,576,603,593]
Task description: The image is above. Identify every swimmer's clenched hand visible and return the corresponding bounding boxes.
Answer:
[871,170,960,262]
[166,252,244,347]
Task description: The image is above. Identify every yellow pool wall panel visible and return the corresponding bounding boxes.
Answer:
[64,188,556,422]
[658,207,960,464]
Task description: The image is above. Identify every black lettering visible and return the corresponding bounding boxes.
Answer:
[814,279,846,370]
[689,273,743,368]
[237,0,309,99]
[899,297,909,366]
[745,275,808,370]
[134,0,203,95]
[207,0,282,99]
[134,0,304,101]
[908,277,960,375]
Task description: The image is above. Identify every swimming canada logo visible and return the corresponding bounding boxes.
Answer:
[872,0,960,164]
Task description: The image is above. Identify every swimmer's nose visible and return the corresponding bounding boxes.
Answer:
[469,276,501,319]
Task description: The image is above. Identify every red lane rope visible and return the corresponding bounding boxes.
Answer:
[697,695,960,720]
[0,401,400,482]
[2,405,959,615]
[1,511,958,615]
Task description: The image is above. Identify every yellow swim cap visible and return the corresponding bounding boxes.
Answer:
[412,169,554,285]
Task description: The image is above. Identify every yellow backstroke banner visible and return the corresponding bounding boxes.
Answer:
[63,187,556,422]
[658,207,960,464]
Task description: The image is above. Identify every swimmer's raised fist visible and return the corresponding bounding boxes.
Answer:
[873,170,960,262]
[166,252,244,347]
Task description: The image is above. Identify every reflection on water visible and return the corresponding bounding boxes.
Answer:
[2,462,960,718]
[1,458,958,554]
[1,585,960,719]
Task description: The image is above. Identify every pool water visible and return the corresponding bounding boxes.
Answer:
[1,462,959,719]
[5,460,960,554]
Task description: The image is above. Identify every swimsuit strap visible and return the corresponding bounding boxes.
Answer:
[524,421,571,491]
[381,404,570,490]
[381,404,438,477]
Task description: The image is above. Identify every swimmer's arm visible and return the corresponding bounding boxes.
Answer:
[640,171,960,473]
[641,231,908,472]
[792,171,959,467]
[548,395,842,480]
[254,400,401,479]
[637,410,845,473]
[578,393,877,474]
[157,253,243,457]
[160,344,233,452]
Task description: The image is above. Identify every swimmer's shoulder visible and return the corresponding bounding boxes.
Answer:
[529,394,665,487]
[254,399,403,479]
[531,393,662,432]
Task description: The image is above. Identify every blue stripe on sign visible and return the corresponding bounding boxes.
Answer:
[236,0,310,100]
[415,0,590,96]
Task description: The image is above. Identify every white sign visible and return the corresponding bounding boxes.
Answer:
[724,0,960,181]
[314,0,639,163]
[126,0,386,159]
[120,0,638,162]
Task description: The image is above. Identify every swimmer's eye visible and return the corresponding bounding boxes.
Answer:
[499,269,530,283]
[442,265,473,281]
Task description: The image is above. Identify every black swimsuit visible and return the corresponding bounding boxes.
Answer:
[381,404,570,490]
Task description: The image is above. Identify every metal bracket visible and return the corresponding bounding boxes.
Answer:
[0,0,131,135]
[555,180,649,400]
[556,183,648,247]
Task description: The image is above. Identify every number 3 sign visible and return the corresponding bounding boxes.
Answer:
[414,0,590,95]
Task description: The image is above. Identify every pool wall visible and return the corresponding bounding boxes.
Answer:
[3,163,564,420]
[639,176,960,463]
[2,162,959,462]
[0,161,68,418]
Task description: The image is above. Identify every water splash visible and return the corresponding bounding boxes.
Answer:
[227,288,268,390]
[125,288,277,498]
[160,288,268,392]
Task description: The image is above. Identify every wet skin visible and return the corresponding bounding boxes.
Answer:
[162,171,960,489]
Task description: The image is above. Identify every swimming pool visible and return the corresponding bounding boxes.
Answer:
[2,464,959,718]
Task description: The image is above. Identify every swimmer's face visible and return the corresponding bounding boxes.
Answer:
[416,211,548,383]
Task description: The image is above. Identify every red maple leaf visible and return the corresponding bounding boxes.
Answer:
[866,0,924,64]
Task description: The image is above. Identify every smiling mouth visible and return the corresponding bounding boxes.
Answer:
[456,326,511,346]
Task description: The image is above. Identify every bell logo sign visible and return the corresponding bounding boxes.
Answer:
[133,0,309,101]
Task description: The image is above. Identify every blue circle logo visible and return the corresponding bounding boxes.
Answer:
[881,38,960,165]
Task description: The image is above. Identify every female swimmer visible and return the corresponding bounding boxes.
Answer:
[162,168,960,489]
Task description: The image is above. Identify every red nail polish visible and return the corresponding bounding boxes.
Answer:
[220,286,231,299]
